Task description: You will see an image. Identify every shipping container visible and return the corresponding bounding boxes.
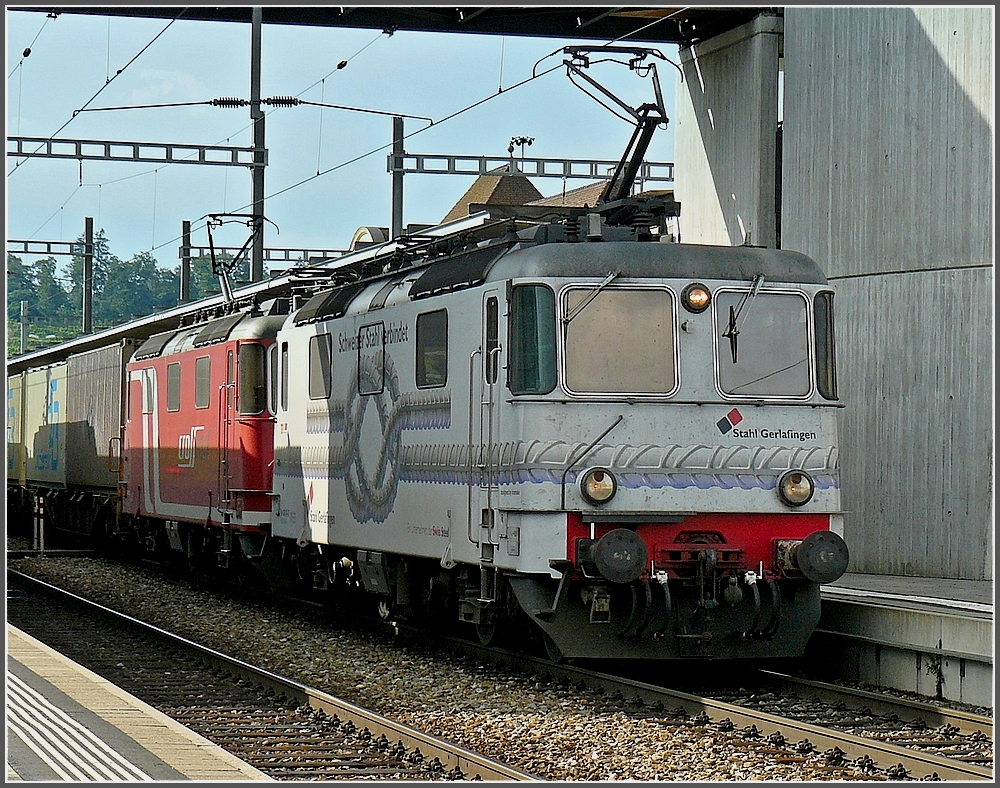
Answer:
[23,363,68,487]
[7,372,26,485]
[65,340,137,489]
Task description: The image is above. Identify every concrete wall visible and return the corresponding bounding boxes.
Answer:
[674,13,782,247]
[781,7,993,580]
[675,8,993,580]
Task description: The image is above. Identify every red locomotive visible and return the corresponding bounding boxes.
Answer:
[121,299,285,566]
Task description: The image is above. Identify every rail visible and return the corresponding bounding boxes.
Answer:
[10,570,538,782]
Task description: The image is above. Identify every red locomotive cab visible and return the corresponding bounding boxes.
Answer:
[122,307,283,540]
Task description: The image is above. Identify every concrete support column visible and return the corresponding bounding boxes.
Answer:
[674,13,782,247]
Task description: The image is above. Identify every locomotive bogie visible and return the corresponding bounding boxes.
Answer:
[506,572,824,660]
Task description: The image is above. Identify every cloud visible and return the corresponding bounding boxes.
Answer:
[127,69,209,104]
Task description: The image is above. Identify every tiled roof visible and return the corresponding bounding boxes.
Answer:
[530,180,609,208]
[441,165,674,222]
[440,164,544,223]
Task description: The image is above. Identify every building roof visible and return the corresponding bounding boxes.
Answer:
[440,164,544,224]
[530,180,610,209]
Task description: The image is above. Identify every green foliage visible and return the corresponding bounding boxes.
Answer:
[7,234,266,358]
[7,322,80,356]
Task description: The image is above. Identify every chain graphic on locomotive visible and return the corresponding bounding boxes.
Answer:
[6,45,848,661]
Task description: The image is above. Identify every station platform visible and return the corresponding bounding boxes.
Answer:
[6,625,270,781]
[810,573,994,707]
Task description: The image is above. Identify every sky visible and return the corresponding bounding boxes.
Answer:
[6,8,679,275]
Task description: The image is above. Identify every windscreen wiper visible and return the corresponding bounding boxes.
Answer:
[721,273,765,363]
[563,270,621,325]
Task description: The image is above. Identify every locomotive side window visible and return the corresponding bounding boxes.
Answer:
[564,288,676,394]
[195,356,211,409]
[357,322,385,396]
[238,344,266,415]
[509,285,556,395]
[814,291,838,400]
[716,291,810,397]
[416,310,448,388]
[485,296,499,384]
[280,342,289,410]
[166,362,181,412]
[309,334,333,400]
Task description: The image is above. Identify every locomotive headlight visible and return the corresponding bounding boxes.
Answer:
[681,282,712,313]
[580,467,617,505]
[777,470,815,507]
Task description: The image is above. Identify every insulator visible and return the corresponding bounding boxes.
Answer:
[265,96,300,107]
[211,97,249,108]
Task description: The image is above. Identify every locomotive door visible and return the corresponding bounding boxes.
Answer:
[217,349,235,521]
[469,291,504,566]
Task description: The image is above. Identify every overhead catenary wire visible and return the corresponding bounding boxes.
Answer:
[316,80,327,174]
[296,30,386,97]
[236,61,564,211]
[14,28,562,265]
[27,185,83,240]
[7,12,184,178]
[140,60,566,259]
[12,25,392,253]
[7,13,52,79]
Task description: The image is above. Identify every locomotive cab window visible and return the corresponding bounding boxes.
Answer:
[563,287,676,395]
[509,284,556,395]
[194,356,211,409]
[166,362,181,412]
[238,343,266,415]
[268,343,279,414]
[309,334,333,400]
[416,310,448,388]
[715,290,810,397]
[814,291,838,400]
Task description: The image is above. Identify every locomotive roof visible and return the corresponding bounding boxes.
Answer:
[292,238,829,325]
[484,240,829,286]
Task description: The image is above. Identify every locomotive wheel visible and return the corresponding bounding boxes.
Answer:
[474,611,500,646]
[473,604,514,647]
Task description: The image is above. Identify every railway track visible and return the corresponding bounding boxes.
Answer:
[7,570,535,782]
[9,551,994,781]
[439,635,994,781]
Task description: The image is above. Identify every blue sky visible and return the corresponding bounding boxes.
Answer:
[6,9,678,271]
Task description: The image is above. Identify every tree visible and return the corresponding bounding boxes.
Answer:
[67,228,113,322]
[188,252,246,301]
[99,251,179,323]
[6,253,36,320]
[30,256,74,324]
